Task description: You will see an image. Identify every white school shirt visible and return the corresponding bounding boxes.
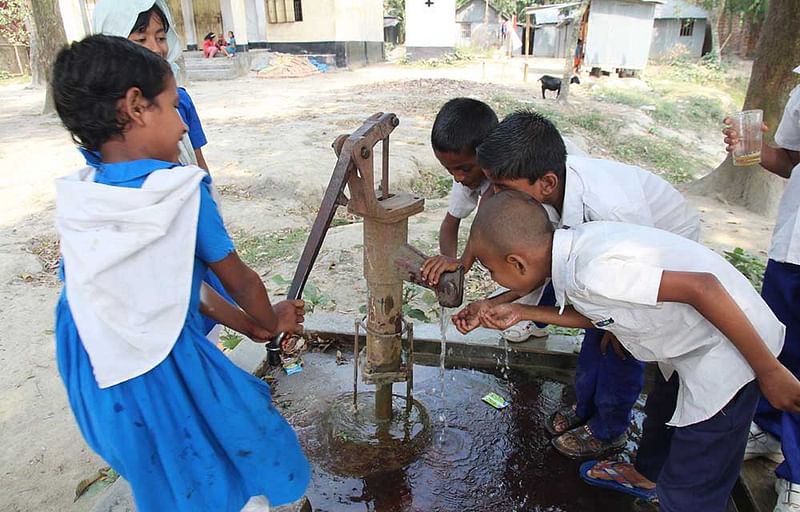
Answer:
[551,222,785,427]
[447,136,588,219]
[447,178,493,219]
[544,156,700,240]
[770,83,800,265]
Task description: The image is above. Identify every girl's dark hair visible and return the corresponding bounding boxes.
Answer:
[131,5,170,34]
[52,34,173,151]
[204,32,215,41]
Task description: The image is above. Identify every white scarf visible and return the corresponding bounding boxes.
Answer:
[91,0,197,166]
[56,165,206,388]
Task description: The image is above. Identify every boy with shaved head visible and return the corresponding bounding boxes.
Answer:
[463,190,797,511]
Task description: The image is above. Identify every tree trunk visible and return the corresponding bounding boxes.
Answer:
[689,0,800,217]
[29,0,67,114]
[558,1,587,104]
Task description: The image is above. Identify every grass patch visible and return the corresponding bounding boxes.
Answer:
[233,228,309,267]
[412,166,452,199]
[723,247,766,292]
[592,85,725,131]
[612,135,696,184]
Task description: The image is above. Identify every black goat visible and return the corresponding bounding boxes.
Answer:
[538,75,581,99]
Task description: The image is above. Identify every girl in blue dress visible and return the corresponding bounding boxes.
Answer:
[52,35,310,511]
[90,0,234,338]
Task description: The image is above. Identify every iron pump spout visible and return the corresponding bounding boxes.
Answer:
[259,113,463,422]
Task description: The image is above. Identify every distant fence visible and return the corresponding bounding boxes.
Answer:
[0,44,30,76]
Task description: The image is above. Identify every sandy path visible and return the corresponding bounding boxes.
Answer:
[0,58,775,511]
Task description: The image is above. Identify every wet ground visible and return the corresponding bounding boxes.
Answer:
[274,351,647,512]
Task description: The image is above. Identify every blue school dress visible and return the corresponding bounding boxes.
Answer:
[78,108,230,338]
[55,159,310,511]
[178,87,208,152]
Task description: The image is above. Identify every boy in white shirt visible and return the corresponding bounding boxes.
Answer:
[463,190,797,510]
[423,98,552,342]
[723,69,800,511]
[458,111,700,459]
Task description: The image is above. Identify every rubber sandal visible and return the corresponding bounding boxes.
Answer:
[579,460,658,503]
[552,424,626,459]
[546,405,585,436]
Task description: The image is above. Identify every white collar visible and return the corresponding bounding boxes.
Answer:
[560,165,585,228]
[550,228,575,314]
[56,165,207,387]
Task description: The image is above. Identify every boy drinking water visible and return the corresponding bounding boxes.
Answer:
[723,69,800,511]
[423,98,554,342]
[466,190,797,510]
[449,111,700,459]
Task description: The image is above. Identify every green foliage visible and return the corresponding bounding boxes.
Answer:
[723,248,766,292]
[0,0,29,46]
[547,325,584,337]
[403,283,440,323]
[232,228,308,267]
[220,328,244,350]
[303,282,334,312]
[271,275,335,313]
[358,283,440,323]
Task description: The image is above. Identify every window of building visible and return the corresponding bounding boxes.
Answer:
[680,18,694,37]
[461,23,471,39]
[293,0,303,21]
[267,0,302,23]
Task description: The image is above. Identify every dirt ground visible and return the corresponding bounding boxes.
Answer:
[0,57,777,512]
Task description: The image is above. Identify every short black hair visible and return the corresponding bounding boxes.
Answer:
[52,34,173,151]
[131,5,170,35]
[476,110,566,183]
[431,98,499,154]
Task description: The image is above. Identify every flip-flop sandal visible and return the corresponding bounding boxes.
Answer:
[552,424,627,459]
[546,405,585,436]
[579,460,658,503]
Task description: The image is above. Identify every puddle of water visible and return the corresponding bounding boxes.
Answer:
[276,351,644,512]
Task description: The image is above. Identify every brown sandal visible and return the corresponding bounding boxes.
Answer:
[552,424,627,459]
[546,405,585,436]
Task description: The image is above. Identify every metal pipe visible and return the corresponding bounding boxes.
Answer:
[375,384,393,421]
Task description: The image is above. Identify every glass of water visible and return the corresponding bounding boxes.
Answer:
[730,109,763,167]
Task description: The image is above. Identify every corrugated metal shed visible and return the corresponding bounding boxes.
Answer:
[584,0,661,70]
[655,0,709,19]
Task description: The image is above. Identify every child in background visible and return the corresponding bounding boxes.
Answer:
[94,0,212,171]
[462,111,700,459]
[93,0,232,341]
[467,190,795,510]
[226,31,237,56]
[52,35,309,511]
[723,68,800,512]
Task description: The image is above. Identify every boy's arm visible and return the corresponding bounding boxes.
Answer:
[760,145,799,179]
[481,303,594,330]
[422,214,468,286]
[658,270,800,413]
[200,283,272,341]
[439,213,461,257]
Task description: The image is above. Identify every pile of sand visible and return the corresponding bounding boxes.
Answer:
[256,53,319,79]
